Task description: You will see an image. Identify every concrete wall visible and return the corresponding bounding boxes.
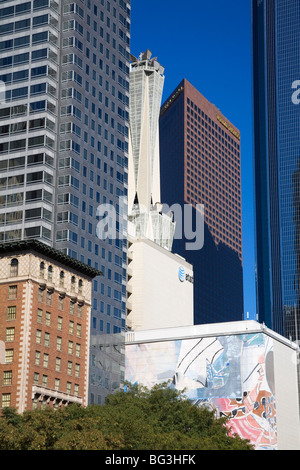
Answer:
[127,237,193,331]
[125,321,300,450]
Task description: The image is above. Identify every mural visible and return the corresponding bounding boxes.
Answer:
[125,333,277,450]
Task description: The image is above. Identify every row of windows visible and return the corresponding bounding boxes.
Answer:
[91,316,121,334]
[35,326,82,347]
[0,153,53,173]
[0,14,58,38]
[8,260,85,294]
[0,188,52,209]
[0,170,53,189]
[0,0,55,20]
[0,135,55,155]
[0,116,55,137]
[4,306,83,339]
[0,64,56,86]
[0,31,56,54]
[186,99,240,149]
[4,326,83,360]
[0,49,48,69]
[0,227,50,243]
[0,101,56,122]
[187,122,240,164]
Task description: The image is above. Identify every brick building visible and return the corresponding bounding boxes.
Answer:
[0,240,100,412]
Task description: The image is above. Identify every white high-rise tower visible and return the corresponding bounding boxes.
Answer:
[126,51,193,331]
[128,50,175,251]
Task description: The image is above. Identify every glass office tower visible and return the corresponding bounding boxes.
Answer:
[252,0,300,340]
[0,0,130,402]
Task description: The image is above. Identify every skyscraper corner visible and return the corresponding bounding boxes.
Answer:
[252,0,300,340]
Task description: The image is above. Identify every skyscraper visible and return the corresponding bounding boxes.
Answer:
[128,50,175,250]
[159,79,243,325]
[252,0,300,341]
[126,52,193,332]
[0,0,131,403]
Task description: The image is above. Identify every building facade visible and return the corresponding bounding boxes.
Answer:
[0,0,131,403]
[252,0,300,340]
[126,236,194,331]
[125,320,300,450]
[159,79,243,325]
[0,240,99,412]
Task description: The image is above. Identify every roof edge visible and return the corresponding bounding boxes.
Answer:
[0,240,102,279]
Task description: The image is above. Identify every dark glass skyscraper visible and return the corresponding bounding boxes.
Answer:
[159,79,243,325]
[0,0,130,403]
[252,0,300,340]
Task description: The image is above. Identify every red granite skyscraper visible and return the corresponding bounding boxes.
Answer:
[159,79,243,324]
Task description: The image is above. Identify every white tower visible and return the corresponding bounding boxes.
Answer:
[128,50,175,251]
[126,51,193,332]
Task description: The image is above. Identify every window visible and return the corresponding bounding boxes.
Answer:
[68,341,73,355]
[56,336,62,351]
[46,290,52,306]
[38,287,44,303]
[75,343,81,358]
[67,361,72,375]
[43,353,49,368]
[76,324,81,337]
[10,258,18,276]
[77,303,83,318]
[59,271,65,288]
[36,329,42,344]
[3,370,12,385]
[7,306,16,320]
[70,301,75,315]
[5,327,14,342]
[57,317,62,331]
[55,357,61,372]
[5,349,13,364]
[8,285,17,299]
[75,363,80,378]
[34,351,40,365]
[58,295,64,310]
[37,308,43,323]
[1,393,11,408]
[44,332,50,347]
[45,311,51,326]
[48,265,53,281]
[40,261,45,278]
[54,378,60,391]
[69,321,74,335]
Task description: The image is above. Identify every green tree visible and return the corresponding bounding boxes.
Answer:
[0,383,253,450]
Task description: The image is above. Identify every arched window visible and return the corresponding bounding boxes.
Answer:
[71,276,76,292]
[48,265,53,282]
[40,262,45,278]
[78,279,83,295]
[59,270,65,288]
[10,258,18,277]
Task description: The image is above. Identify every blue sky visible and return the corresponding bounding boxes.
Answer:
[130,0,256,318]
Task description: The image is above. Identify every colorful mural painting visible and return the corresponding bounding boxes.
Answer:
[125,333,277,450]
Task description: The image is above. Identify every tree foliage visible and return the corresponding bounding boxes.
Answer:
[0,383,253,450]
